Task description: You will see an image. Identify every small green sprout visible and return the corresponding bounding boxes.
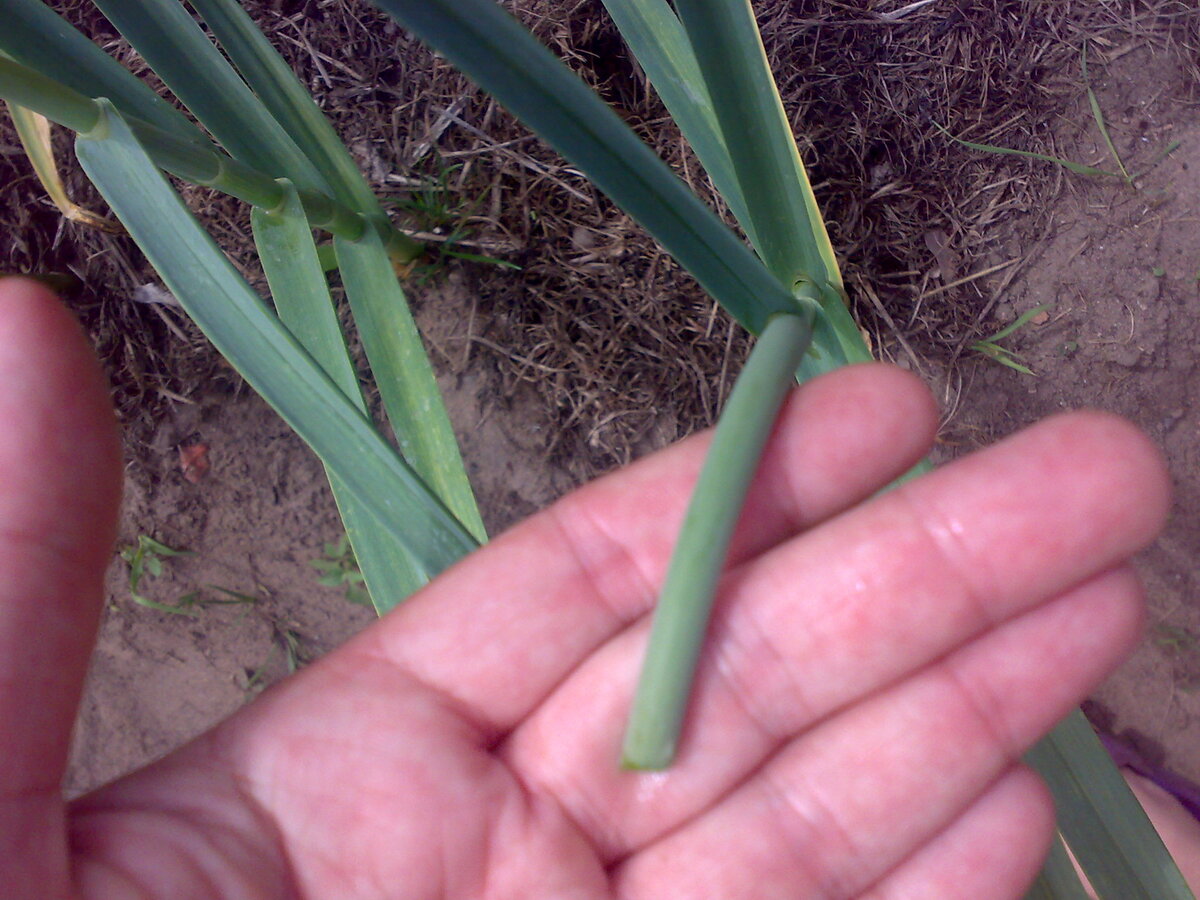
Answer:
[120,535,194,615]
[1153,623,1197,655]
[121,535,260,616]
[310,533,370,606]
[937,44,1182,187]
[244,624,308,693]
[392,163,519,277]
[1081,42,1132,186]
[971,305,1050,376]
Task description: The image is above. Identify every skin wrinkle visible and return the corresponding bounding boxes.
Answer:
[747,674,1012,900]
[937,641,1034,771]
[504,719,623,866]
[74,716,329,895]
[759,760,863,899]
[700,514,936,747]
[892,485,1006,636]
[71,808,262,899]
[707,588,813,745]
[481,770,604,899]
[352,640,501,742]
[545,495,660,627]
[762,416,811,542]
[218,745,304,898]
[859,768,1053,900]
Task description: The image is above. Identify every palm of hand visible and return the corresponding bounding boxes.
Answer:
[1,279,1168,899]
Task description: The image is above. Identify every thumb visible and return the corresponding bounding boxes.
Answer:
[0,278,122,896]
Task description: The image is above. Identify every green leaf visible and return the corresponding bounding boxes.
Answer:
[372,0,801,336]
[1026,709,1195,898]
[604,0,869,376]
[88,0,326,191]
[140,536,187,557]
[596,0,753,246]
[0,0,207,146]
[986,304,1050,342]
[934,123,1119,179]
[0,56,385,245]
[334,230,487,543]
[187,0,421,260]
[253,182,440,612]
[187,0,384,215]
[76,101,478,583]
[1082,43,1131,186]
[670,0,836,292]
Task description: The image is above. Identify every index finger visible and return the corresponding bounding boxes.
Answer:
[354,364,938,734]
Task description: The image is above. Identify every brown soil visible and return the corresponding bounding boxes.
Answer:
[2,1,1199,795]
[947,46,1200,783]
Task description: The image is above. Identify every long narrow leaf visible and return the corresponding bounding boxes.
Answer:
[0,0,207,145]
[334,231,487,542]
[89,0,326,191]
[601,0,868,376]
[0,56,391,247]
[935,123,1118,178]
[76,101,478,578]
[187,0,374,213]
[187,0,420,261]
[0,0,205,144]
[1081,43,1131,185]
[671,0,833,291]
[666,0,869,373]
[596,0,754,247]
[1026,709,1195,898]
[252,184,433,612]
[372,0,801,336]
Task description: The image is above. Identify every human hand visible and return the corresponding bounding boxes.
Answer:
[0,276,1169,898]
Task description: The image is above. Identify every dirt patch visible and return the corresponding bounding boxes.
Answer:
[70,395,371,793]
[945,45,1200,782]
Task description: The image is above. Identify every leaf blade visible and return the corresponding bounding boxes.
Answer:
[596,0,754,246]
[251,183,435,611]
[334,231,487,542]
[0,0,207,145]
[89,0,326,190]
[1026,709,1195,899]
[372,0,800,336]
[76,101,478,581]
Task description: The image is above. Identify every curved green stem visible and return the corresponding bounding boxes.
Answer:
[622,311,813,770]
[0,56,421,260]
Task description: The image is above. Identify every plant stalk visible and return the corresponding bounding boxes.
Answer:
[0,56,424,257]
[622,310,813,770]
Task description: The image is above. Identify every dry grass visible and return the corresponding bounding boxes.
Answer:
[1,0,1197,467]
